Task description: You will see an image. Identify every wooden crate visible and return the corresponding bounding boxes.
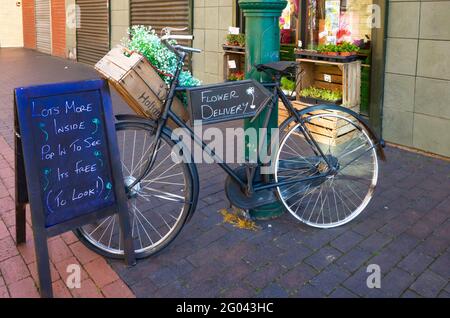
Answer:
[222,45,246,81]
[278,101,358,147]
[95,45,188,122]
[296,58,361,109]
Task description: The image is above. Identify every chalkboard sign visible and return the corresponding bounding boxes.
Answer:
[187,80,272,125]
[14,79,135,297]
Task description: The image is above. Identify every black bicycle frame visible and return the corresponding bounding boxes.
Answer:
[131,49,336,194]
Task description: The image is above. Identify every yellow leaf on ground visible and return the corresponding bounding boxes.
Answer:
[219,208,260,231]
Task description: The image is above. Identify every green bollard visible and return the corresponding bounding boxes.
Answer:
[239,0,287,220]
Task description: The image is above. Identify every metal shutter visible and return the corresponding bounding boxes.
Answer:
[76,0,110,65]
[35,0,52,54]
[130,0,192,51]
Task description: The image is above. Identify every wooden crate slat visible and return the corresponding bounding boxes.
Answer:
[133,59,168,100]
[120,71,163,119]
[95,58,128,82]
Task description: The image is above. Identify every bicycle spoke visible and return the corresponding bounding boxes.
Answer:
[277,113,378,228]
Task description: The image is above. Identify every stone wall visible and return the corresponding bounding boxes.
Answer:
[192,0,235,84]
[383,0,450,157]
[110,0,130,47]
[0,0,24,48]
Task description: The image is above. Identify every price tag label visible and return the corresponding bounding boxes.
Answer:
[228,60,237,69]
[324,74,332,83]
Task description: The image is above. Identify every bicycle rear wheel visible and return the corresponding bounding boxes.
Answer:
[275,110,378,228]
[75,121,198,259]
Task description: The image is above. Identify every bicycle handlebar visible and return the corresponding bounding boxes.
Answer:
[161,34,201,56]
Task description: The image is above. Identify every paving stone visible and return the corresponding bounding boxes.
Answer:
[130,277,158,297]
[68,241,100,265]
[304,246,342,271]
[336,247,373,273]
[0,284,9,298]
[414,235,449,258]
[410,270,447,298]
[397,250,434,276]
[244,262,286,290]
[102,280,135,298]
[149,259,194,289]
[401,289,421,298]
[329,286,358,298]
[309,264,350,295]
[257,283,289,298]
[0,255,30,285]
[366,268,415,298]
[430,252,450,279]
[342,267,375,297]
[52,280,72,298]
[47,237,73,263]
[438,291,450,298]
[84,258,120,289]
[330,231,365,253]
[358,232,392,253]
[222,285,255,298]
[28,260,60,284]
[384,233,421,257]
[406,220,437,240]
[296,283,326,298]
[277,263,317,291]
[71,279,103,298]
[7,277,39,298]
[276,244,313,269]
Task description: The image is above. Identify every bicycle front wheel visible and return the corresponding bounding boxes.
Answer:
[275,110,379,228]
[75,121,198,259]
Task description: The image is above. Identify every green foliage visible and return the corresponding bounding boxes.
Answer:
[281,77,296,92]
[300,87,342,102]
[317,42,360,54]
[226,34,246,47]
[123,25,201,88]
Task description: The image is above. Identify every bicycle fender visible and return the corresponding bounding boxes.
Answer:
[296,104,386,161]
[115,114,158,133]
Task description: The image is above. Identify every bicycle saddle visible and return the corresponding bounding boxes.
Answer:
[255,61,297,74]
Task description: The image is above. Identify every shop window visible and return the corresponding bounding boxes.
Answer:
[303,0,373,49]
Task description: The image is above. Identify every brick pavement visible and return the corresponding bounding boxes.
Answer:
[1,48,449,298]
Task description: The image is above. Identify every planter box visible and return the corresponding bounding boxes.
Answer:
[295,50,359,63]
[299,96,342,105]
[279,101,358,147]
[95,45,188,122]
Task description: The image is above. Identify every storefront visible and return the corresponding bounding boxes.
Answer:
[75,0,110,65]
[230,0,386,132]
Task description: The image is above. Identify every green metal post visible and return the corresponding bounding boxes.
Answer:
[239,0,287,219]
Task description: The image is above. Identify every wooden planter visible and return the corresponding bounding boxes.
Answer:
[222,44,246,81]
[279,101,358,147]
[279,58,361,146]
[95,45,188,122]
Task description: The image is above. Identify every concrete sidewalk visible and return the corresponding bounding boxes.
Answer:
[0,48,449,298]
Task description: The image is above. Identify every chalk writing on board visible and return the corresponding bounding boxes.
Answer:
[187,80,272,125]
[28,92,116,227]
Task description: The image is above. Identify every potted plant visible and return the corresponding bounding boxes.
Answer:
[226,34,245,47]
[300,87,342,105]
[228,71,245,81]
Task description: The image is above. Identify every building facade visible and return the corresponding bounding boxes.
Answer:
[10,0,450,158]
[383,0,450,157]
[0,0,24,48]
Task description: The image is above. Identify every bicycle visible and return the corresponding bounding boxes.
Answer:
[76,29,386,259]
